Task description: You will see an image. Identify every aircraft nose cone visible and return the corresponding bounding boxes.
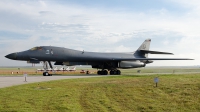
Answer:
[5,53,17,60]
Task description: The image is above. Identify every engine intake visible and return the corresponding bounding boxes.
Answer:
[27,60,40,64]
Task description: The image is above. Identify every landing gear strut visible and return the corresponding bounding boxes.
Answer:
[42,61,54,76]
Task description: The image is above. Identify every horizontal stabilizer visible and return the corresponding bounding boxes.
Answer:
[113,58,194,61]
[133,58,193,60]
[140,50,173,55]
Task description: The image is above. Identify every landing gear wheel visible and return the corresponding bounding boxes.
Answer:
[116,70,121,75]
[43,72,47,76]
[110,70,114,75]
[43,72,52,76]
[110,70,121,75]
[97,70,108,75]
[102,70,108,75]
[97,71,101,75]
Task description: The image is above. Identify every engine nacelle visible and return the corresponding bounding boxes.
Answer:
[119,61,145,68]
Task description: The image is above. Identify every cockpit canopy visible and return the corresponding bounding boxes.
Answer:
[29,47,43,51]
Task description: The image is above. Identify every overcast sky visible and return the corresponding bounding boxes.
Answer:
[0,0,199,66]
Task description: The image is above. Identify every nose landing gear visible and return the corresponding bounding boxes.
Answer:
[42,61,54,76]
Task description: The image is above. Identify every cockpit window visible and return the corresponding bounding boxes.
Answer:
[30,47,37,51]
[29,47,43,51]
[38,47,43,50]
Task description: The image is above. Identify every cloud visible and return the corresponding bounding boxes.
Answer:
[0,0,199,66]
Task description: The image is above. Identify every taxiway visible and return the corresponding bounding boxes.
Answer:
[0,75,104,88]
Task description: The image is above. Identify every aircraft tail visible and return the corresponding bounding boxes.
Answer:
[137,39,151,51]
[135,39,173,58]
[136,39,151,58]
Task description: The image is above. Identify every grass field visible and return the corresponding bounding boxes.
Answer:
[0,74,200,111]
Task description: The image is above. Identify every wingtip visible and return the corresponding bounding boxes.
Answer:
[184,58,194,60]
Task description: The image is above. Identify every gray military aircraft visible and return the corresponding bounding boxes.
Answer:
[5,39,193,76]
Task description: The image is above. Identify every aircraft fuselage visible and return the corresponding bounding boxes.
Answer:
[5,39,193,75]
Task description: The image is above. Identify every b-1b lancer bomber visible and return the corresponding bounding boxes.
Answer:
[5,39,193,76]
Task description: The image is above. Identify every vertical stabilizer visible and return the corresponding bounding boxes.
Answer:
[137,39,151,51]
[136,39,151,58]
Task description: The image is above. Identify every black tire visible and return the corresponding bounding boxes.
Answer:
[110,70,114,75]
[43,72,50,76]
[101,71,105,75]
[116,70,121,75]
[43,72,46,76]
[97,70,108,75]
[103,70,108,75]
[97,71,101,75]
[113,70,117,75]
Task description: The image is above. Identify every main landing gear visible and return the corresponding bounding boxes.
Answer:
[97,70,121,75]
[97,70,108,75]
[110,70,121,75]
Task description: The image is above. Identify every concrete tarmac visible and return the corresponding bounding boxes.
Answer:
[0,75,104,88]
